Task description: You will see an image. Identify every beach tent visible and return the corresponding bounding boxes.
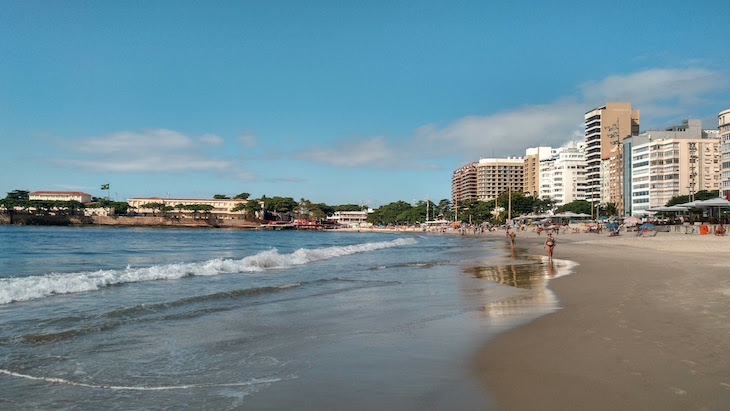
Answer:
[692,197,730,223]
[693,197,730,208]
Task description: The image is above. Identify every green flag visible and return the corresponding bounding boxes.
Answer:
[101,184,109,190]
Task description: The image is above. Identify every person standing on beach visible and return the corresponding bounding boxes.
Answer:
[509,231,516,250]
[544,232,555,260]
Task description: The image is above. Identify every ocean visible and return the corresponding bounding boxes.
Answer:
[0,226,573,410]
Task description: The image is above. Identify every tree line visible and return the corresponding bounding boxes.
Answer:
[3,188,719,224]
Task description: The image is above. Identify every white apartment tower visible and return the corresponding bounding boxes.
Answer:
[538,146,587,206]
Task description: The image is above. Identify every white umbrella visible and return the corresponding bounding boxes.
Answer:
[694,197,730,208]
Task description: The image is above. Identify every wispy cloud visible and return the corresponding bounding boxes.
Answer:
[414,98,584,158]
[226,170,257,181]
[296,67,727,167]
[580,68,723,106]
[199,133,225,146]
[47,128,236,173]
[237,131,258,148]
[295,136,440,169]
[272,176,308,183]
[295,136,399,167]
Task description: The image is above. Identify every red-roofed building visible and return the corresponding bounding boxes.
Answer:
[29,191,92,203]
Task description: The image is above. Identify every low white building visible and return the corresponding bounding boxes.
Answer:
[327,210,373,227]
[127,197,250,218]
[29,191,92,203]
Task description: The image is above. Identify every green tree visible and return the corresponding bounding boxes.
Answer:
[213,194,230,199]
[234,192,250,200]
[366,201,412,225]
[555,200,592,215]
[333,204,362,212]
[141,202,166,216]
[7,190,29,201]
[599,202,618,217]
[666,190,718,206]
[457,199,496,224]
[244,200,262,220]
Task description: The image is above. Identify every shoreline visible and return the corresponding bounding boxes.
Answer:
[474,231,730,410]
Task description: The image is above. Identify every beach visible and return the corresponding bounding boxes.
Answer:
[476,230,730,410]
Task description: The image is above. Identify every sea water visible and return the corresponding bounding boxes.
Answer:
[0,226,572,410]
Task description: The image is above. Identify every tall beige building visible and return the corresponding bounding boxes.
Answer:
[476,157,524,201]
[584,102,640,205]
[451,162,478,204]
[720,108,730,199]
[524,147,556,197]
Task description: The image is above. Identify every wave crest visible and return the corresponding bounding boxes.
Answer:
[0,237,416,305]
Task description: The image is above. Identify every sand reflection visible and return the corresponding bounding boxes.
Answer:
[463,256,577,318]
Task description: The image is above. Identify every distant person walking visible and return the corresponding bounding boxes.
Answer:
[544,232,555,260]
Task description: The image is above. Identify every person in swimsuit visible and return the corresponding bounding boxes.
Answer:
[509,231,516,250]
[544,232,555,260]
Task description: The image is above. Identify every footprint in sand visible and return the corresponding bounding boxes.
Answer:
[721,382,730,391]
[681,360,696,366]
[670,387,687,395]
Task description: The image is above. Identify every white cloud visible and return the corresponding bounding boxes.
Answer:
[50,155,230,172]
[48,128,233,173]
[295,136,401,167]
[415,98,585,158]
[237,131,258,148]
[75,129,194,155]
[296,67,727,167]
[227,170,257,181]
[199,133,225,146]
[580,68,724,107]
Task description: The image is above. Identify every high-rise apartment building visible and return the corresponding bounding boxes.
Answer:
[584,102,640,205]
[524,147,556,197]
[451,162,478,205]
[539,146,587,206]
[630,122,721,215]
[720,108,730,199]
[621,135,651,216]
[476,157,524,201]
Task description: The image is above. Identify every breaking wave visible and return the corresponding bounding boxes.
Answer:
[0,238,417,305]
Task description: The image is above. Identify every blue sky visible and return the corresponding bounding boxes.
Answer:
[1,1,728,206]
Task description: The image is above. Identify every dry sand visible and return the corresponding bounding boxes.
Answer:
[476,230,730,410]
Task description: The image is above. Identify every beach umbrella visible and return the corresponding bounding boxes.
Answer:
[597,216,608,221]
[623,216,641,226]
[605,223,619,230]
[639,223,655,229]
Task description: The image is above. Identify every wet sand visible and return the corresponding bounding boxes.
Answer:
[476,231,730,410]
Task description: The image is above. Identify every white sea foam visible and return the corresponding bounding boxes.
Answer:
[0,369,288,391]
[0,237,416,305]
